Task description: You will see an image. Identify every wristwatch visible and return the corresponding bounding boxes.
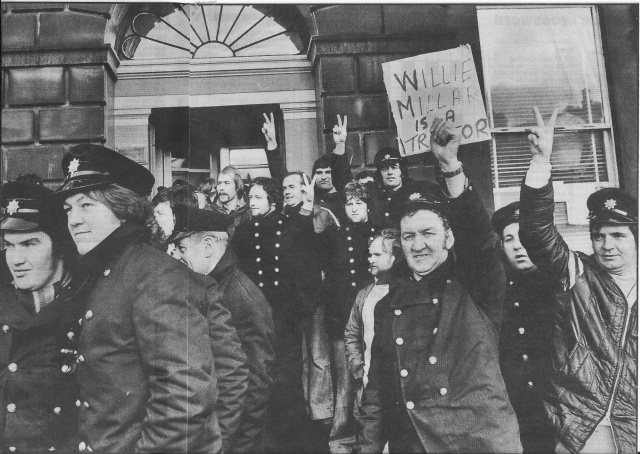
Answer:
[441,162,463,178]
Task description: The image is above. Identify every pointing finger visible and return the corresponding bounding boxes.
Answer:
[270,112,275,124]
[263,113,270,124]
[533,106,544,128]
[343,115,348,130]
[310,173,318,187]
[303,173,310,187]
[336,114,342,128]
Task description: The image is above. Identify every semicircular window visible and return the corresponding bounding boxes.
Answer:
[121,4,305,60]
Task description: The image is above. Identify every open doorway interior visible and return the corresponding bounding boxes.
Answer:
[150,104,283,189]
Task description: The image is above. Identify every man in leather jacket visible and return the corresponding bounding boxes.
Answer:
[520,107,637,454]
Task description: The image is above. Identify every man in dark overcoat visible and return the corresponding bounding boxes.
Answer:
[0,180,80,452]
[169,204,275,453]
[355,118,522,453]
[492,202,556,453]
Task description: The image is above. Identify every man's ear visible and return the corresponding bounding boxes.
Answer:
[202,236,216,258]
[445,229,455,250]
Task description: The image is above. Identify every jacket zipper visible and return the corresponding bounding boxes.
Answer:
[597,297,632,453]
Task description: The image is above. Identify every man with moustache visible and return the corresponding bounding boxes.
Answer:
[355,118,521,453]
[492,202,555,453]
[519,107,637,454]
[214,166,252,238]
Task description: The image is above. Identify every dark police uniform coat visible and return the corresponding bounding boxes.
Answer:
[72,224,221,453]
[500,267,555,453]
[232,207,320,318]
[232,206,322,452]
[209,248,275,453]
[0,278,79,453]
[356,183,522,453]
[318,220,377,339]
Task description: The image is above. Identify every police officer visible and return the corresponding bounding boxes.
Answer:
[0,180,80,452]
[492,202,555,453]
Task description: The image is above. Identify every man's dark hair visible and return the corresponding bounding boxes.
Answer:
[343,181,372,208]
[312,155,332,176]
[152,186,199,208]
[250,177,282,212]
[589,220,638,244]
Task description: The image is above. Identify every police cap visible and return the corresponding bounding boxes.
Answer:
[587,187,637,225]
[1,181,53,231]
[491,201,520,237]
[373,147,403,170]
[54,144,155,199]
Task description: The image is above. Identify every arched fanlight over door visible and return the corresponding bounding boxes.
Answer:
[121,4,305,60]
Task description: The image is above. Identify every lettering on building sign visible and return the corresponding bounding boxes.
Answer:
[382,44,491,156]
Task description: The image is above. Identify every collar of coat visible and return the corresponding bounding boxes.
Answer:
[209,247,239,282]
[386,254,457,308]
[74,223,147,279]
[1,271,77,330]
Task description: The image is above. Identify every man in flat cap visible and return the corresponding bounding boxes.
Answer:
[520,107,637,454]
[355,118,521,453]
[168,204,275,453]
[491,202,555,453]
[0,179,80,452]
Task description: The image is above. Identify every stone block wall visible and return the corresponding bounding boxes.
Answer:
[309,4,495,208]
[1,3,116,185]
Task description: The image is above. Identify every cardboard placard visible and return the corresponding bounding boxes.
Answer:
[382,44,491,156]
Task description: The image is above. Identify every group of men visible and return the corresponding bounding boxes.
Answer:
[1,108,637,454]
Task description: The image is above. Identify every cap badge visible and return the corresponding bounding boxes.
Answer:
[68,158,80,177]
[384,154,391,160]
[514,209,520,217]
[409,193,421,201]
[604,199,617,210]
[6,199,20,215]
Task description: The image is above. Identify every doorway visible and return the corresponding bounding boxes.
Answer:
[150,105,284,189]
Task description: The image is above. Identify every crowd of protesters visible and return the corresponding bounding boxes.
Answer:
[0,107,636,454]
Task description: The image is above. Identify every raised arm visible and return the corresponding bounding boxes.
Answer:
[331,115,352,193]
[430,118,505,331]
[519,107,577,290]
[262,112,288,184]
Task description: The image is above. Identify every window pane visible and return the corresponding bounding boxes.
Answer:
[229,148,269,167]
[478,8,605,127]
[494,131,607,187]
[123,5,301,60]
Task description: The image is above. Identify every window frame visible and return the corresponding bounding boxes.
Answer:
[477,4,619,202]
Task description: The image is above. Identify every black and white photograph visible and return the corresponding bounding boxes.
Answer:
[1,2,638,453]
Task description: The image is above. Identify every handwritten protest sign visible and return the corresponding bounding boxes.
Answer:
[382,44,490,156]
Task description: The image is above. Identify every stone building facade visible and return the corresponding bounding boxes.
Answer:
[2,4,637,245]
